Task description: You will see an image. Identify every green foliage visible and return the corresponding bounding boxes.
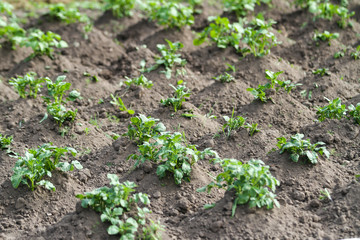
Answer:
[110,94,135,115]
[198,159,280,216]
[247,84,269,102]
[146,0,194,28]
[160,83,191,112]
[129,132,219,184]
[244,123,260,136]
[124,75,153,89]
[46,103,77,127]
[11,143,81,191]
[104,0,136,18]
[0,133,13,151]
[9,72,45,98]
[48,3,90,24]
[194,15,279,57]
[277,133,330,164]
[334,47,346,59]
[312,68,330,76]
[319,188,332,201]
[0,1,14,16]
[222,109,246,138]
[146,39,187,79]
[313,30,339,46]
[213,72,234,83]
[347,103,360,124]
[222,0,271,17]
[43,75,71,104]
[20,29,68,60]
[0,21,26,50]
[350,45,360,60]
[316,97,347,122]
[124,114,166,144]
[76,174,164,239]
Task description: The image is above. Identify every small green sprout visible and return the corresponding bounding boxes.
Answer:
[222,109,246,138]
[110,94,135,115]
[104,0,136,18]
[313,68,330,76]
[46,103,77,127]
[350,45,360,60]
[11,143,81,191]
[213,72,234,83]
[83,72,99,83]
[245,123,261,136]
[319,188,332,201]
[124,75,153,89]
[313,30,339,46]
[0,133,13,151]
[334,47,346,59]
[222,0,271,17]
[160,83,191,112]
[316,97,347,122]
[277,133,330,164]
[0,21,26,50]
[48,3,90,24]
[9,72,45,99]
[197,158,280,216]
[146,39,187,79]
[347,103,360,124]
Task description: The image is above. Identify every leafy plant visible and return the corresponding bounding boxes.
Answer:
[198,158,280,216]
[11,143,82,191]
[146,0,194,28]
[9,72,45,98]
[0,133,12,151]
[277,133,330,164]
[83,72,99,83]
[48,3,90,24]
[76,174,164,239]
[46,102,77,127]
[20,29,68,60]
[160,83,191,112]
[334,47,346,59]
[146,39,187,79]
[347,103,360,124]
[247,83,270,102]
[129,132,219,184]
[110,94,135,115]
[316,97,347,122]
[319,188,332,201]
[245,123,260,136]
[124,75,153,89]
[43,75,71,104]
[0,1,14,16]
[213,72,234,83]
[313,30,339,46]
[0,21,26,49]
[222,109,246,138]
[350,45,360,60]
[313,68,330,76]
[222,0,271,17]
[124,114,166,144]
[104,0,136,18]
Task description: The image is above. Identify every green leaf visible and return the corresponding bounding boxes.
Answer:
[72,160,83,170]
[156,165,167,178]
[37,180,56,191]
[107,225,120,235]
[203,203,216,209]
[107,174,119,186]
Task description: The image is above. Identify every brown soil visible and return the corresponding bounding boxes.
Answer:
[1,1,360,239]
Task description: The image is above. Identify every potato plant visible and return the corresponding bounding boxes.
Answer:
[20,29,68,60]
[213,72,234,83]
[160,83,191,112]
[316,97,347,122]
[0,21,26,50]
[222,110,246,138]
[146,39,187,79]
[104,0,136,18]
[350,45,360,60]
[110,94,135,115]
[222,0,271,17]
[277,133,330,164]
[124,75,153,89]
[313,30,339,46]
[146,0,194,29]
[129,132,219,184]
[0,1,14,16]
[76,174,164,239]
[0,133,12,151]
[313,68,330,77]
[48,3,90,24]
[9,72,45,99]
[11,143,82,191]
[347,103,360,124]
[124,114,166,144]
[198,159,280,216]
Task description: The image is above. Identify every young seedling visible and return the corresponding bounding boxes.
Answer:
[313,68,330,76]
[9,72,45,98]
[316,97,347,122]
[46,102,77,127]
[146,1,194,28]
[222,0,271,17]
[124,114,166,144]
[350,45,360,60]
[277,133,330,164]
[197,158,280,216]
[83,72,99,83]
[222,109,246,138]
[76,174,164,239]
[213,72,234,83]
[334,47,346,59]
[247,84,270,102]
[110,94,135,115]
[313,30,339,46]
[48,3,90,24]
[146,39,187,79]
[245,123,261,136]
[319,188,332,201]
[0,21,26,49]
[124,75,153,89]
[347,103,360,124]
[11,143,82,191]
[160,83,191,112]
[0,133,12,151]
[104,0,136,18]
[21,29,68,60]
